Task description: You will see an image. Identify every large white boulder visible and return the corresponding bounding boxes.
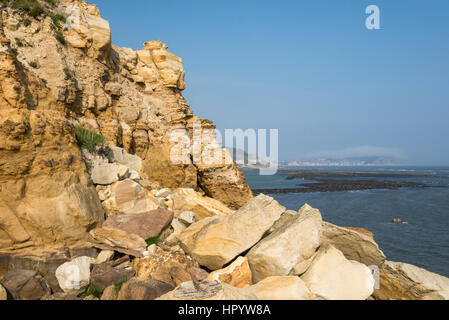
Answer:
[55,256,92,292]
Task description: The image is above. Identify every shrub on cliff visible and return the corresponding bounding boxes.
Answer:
[75,126,105,152]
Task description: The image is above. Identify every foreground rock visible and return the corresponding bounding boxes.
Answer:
[133,246,199,287]
[166,188,234,221]
[157,281,257,300]
[91,264,135,291]
[102,179,160,216]
[373,261,449,300]
[247,204,322,282]
[89,227,147,257]
[1,269,50,300]
[102,209,174,239]
[301,245,375,300]
[246,276,313,300]
[322,222,385,267]
[91,163,119,185]
[117,278,174,300]
[55,256,91,292]
[179,195,286,270]
[206,256,252,288]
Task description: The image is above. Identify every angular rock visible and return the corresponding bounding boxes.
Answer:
[1,269,50,300]
[373,261,449,300]
[178,211,195,225]
[117,278,174,300]
[55,257,92,292]
[322,222,385,267]
[91,266,135,291]
[301,245,375,300]
[247,204,322,282]
[157,281,257,300]
[91,163,118,185]
[246,276,313,300]
[133,246,199,287]
[179,194,286,270]
[89,227,147,256]
[93,250,115,265]
[102,209,174,240]
[206,256,252,288]
[107,146,142,173]
[166,188,234,221]
[102,179,160,216]
[101,285,118,300]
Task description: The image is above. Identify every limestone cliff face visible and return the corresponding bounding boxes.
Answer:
[0,0,252,251]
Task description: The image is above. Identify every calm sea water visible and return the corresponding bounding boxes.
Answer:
[243,166,449,277]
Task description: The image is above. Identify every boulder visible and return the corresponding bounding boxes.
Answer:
[117,278,174,300]
[246,276,313,300]
[373,261,449,300]
[206,256,252,288]
[102,209,174,240]
[301,245,375,300]
[102,179,160,216]
[55,257,91,292]
[345,227,374,238]
[101,285,118,300]
[133,246,199,287]
[91,266,135,291]
[107,146,142,173]
[247,204,322,282]
[0,284,6,300]
[166,188,234,221]
[1,269,50,300]
[89,227,147,257]
[322,222,385,267]
[179,194,286,270]
[157,281,257,300]
[91,163,118,185]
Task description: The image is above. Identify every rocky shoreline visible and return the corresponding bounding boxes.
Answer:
[0,0,448,301]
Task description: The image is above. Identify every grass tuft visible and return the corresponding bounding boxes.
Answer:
[75,126,105,152]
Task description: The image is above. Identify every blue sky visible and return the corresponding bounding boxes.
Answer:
[94,0,449,165]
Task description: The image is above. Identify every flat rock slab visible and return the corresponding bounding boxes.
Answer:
[102,209,174,239]
[117,278,174,300]
[1,269,50,300]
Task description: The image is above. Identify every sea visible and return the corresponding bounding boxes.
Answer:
[242,166,449,277]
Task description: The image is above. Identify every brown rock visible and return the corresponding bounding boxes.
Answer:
[206,256,252,288]
[345,227,374,239]
[100,285,118,300]
[91,265,135,291]
[1,269,50,300]
[133,246,199,287]
[117,278,174,300]
[89,227,147,257]
[102,209,174,239]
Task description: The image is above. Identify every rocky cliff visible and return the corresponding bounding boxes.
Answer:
[0,0,252,253]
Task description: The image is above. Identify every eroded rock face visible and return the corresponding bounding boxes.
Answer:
[178,195,286,270]
[322,222,385,267]
[206,256,253,288]
[0,0,252,256]
[373,261,449,300]
[247,204,322,283]
[301,245,375,300]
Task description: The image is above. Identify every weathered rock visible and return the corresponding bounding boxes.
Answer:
[91,163,118,185]
[102,209,174,240]
[101,285,118,300]
[178,211,195,225]
[91,265,135,291]
[345,227,374,239]
[322,222,385,267]
[92,250,115,265]
[117,278,174,300]
[373,261,449,300]
[1,269,50,300]
[107,146,142,173]
[187,267,209,283]
[41,292,82,300]
[246,276,313,300]
[166,188,234,221]
[179,194,286,270]
[133,246,199,287]
[206,256,252,288]
[102,179,160,216]
[247,204,322,283]
[157,281,257,300]
[55,256,91,292]
[301,245,375,300]
[89,227,147,256]
[0,283,7,300]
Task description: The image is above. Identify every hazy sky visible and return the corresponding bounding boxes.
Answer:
[95,0,449,165]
